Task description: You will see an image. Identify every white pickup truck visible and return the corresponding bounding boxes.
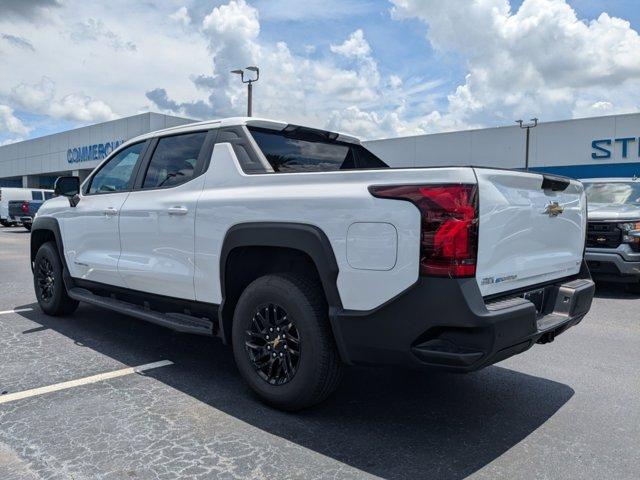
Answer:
[31,117,595,410]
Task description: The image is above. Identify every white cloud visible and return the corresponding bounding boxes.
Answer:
[0,104,31,136]
[49,93,117,122]
[169,6,190,26]
[0,1,211,125]
[3,0,639,143]
[11,76,117,122]
[69,18,137,51]
[147,3,395,135]
[389,75,403,88]
[330,29,371,58]
[391,0,640,127]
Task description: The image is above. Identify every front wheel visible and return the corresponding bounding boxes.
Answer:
[34,241,79,316]
[232,273,343,411]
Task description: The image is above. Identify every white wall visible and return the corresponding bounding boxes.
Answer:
[364,112,640,178]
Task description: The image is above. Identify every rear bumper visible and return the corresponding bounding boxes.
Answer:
[586,249,640,281]
[330,263,594,371]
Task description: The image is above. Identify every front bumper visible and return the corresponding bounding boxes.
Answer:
[330,263,594,371]
[586,248,640,281]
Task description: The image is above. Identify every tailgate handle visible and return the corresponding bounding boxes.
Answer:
[541,174,570,192]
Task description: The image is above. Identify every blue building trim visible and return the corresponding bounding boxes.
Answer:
[529,162,640,179]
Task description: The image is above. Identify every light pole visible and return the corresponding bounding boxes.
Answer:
[516,118,538,171]
[231,66,259,117]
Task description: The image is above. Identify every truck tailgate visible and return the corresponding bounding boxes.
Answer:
[474,168,586,297]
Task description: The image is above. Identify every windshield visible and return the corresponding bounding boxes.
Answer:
[584,181,640,205]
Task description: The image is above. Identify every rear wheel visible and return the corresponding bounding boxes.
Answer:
[34,241,79,316]
[232,273,343,411]
[23,223,32,232]
[0,219,10,227]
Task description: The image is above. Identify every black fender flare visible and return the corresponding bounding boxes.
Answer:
[30,216,74,290]
[218,222,343,343]
[30,217,64,267]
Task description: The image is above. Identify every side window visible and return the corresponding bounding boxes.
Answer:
[31,191,43,200]
[142,131,207,189]
[88,142,145,194]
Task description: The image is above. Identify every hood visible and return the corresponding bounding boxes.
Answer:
[588,202,640,221]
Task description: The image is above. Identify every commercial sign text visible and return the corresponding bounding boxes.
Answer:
[67,140,124,164]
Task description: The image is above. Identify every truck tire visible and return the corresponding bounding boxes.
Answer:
[0,219,10,227]
[232,273,343,411]
[23,223,32,232]
[34,241,79,316]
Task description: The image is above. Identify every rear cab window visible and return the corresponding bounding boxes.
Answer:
[31,191,43,200]
[246,126,388,173]
[142,131,208,189]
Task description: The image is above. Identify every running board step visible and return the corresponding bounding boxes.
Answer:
[67,287,214,335]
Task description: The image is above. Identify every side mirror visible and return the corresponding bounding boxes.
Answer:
[54,176,80,207]
[54,176,80,197]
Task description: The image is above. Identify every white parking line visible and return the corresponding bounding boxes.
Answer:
[0,360,174,405]
[0,308,33,315]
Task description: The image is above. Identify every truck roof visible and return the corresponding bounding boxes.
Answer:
[580,177,639,183]
[125,117,361,147]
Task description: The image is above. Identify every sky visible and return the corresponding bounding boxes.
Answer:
[1,0,640,144]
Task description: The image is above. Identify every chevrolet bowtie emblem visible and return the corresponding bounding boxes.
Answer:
[544,201,564,217]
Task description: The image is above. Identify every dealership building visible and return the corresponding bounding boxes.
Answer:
[1,111,639,188]
[0,112,194,188]
[366,112,640,178]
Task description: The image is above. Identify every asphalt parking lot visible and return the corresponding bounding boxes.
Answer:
[0,227,638,480]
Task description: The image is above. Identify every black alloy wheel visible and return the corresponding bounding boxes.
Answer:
[33,241,79,316]
[231,273,343,410]
[36,256,55,302]
[244,303,301,385]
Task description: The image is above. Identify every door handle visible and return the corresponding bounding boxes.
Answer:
[103,207,118,217]
[167,206,188,216]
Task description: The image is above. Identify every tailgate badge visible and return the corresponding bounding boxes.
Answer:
[544,201,564,217]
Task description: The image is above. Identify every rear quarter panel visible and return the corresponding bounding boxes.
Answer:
[194,143,477,311]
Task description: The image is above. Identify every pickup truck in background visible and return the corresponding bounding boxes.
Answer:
[0,188,53,227]
[8,199,47,231]
[30,117,595,410]
[583,177,640,292]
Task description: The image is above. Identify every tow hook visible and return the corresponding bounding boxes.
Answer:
[537,329,556,344]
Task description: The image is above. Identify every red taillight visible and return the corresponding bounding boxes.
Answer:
[369,184,479,278]
[21,202,29,214]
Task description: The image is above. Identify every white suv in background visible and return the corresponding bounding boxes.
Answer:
[30,117,595,410]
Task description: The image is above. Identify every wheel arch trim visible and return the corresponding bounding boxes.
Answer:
[30,217,74,290]
[218,222,343,345]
